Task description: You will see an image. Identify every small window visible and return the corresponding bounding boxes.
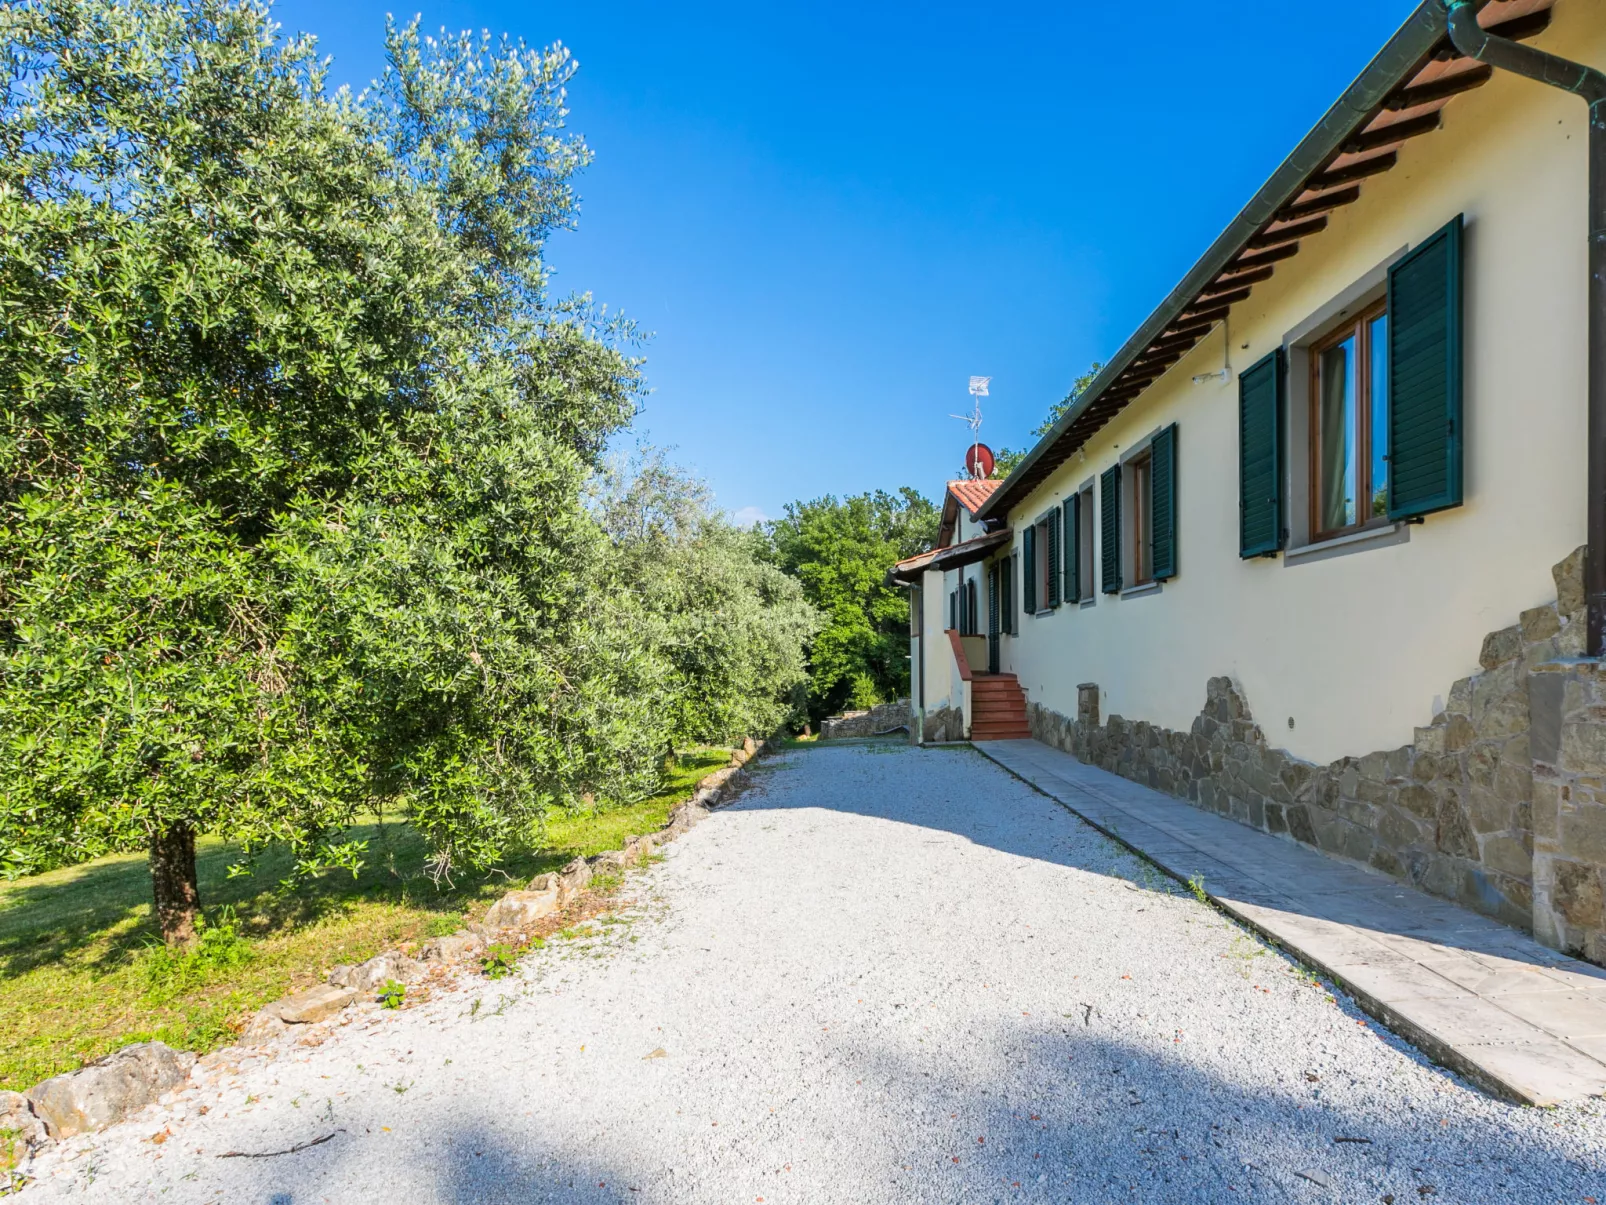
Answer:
[1001,554,1015,634]
[1310,303,1389,540]
[1035,518,1052,608]
[1077,486,1095,601]
[1127,450,1154,587]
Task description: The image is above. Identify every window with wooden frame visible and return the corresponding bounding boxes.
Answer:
[1127,451,1154,587]
[1309,301,1389,541]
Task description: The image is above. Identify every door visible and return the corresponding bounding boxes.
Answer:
[987,564,1000,674]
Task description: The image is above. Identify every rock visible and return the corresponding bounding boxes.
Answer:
[670,802,709,829]
[557,856,592,901]
[743,736,758,757]
[421,930,486,963]
[1521,604,1561,644]
[330,952,423,994]
[239,1011,288,1047]
[730,748,750,767]
[698,767,736,794]
[1555,545,1586,617]
[591,849,628,872]
[273,983,358,1025]
[622,834,654,864]
[528,871,560,892]
[0,1091,48,1166]
[27,1042,195,1139]
[484,883,561,930]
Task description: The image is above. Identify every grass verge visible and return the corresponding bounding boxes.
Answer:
[0,749,731,1090]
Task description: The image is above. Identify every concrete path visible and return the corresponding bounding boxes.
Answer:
[20,742,1606,1203]
[976,738,1606,1107]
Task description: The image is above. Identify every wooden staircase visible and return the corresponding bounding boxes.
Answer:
[969,672,1031,741]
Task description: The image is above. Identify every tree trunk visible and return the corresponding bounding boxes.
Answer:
[150,823,200,948]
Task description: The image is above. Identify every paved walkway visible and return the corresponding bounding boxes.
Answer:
[976,738,1606,1107]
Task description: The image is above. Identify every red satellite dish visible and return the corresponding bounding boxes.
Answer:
[964,443,995,479]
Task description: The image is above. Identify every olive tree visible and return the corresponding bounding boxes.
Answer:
[0,1,647,941]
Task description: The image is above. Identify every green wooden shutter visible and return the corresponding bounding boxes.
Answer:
[1045,511,1061,608]
[1022,525,1037,615]
[1238,348,1285,558]
[1000,554,1012,634]
[1387,214,1464,520]
[1100,465,1122,594]
[1151,423,1178,581]
[1063,494,1079,604]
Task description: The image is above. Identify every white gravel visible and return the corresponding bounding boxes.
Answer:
[21,741,1606,1203]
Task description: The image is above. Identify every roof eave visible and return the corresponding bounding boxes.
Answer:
[975,0,1466,523]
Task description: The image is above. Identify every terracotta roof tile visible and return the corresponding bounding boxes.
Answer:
[947,479,1001,517]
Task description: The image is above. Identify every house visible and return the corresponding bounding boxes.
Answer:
[890,0,1606,965]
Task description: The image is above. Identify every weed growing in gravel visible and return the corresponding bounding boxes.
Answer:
[1187,875,1208,904]
[378,980,406,1009]
[589,870,624,894]
[481,942,519,980]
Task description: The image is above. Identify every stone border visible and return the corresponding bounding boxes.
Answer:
[3,736,775,1171]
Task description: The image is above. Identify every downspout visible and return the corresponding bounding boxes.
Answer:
[1447,0,1606,655]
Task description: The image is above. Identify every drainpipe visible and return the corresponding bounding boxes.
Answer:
[1447,0,1606,655]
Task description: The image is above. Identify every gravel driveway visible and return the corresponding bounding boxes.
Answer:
[22,741,1606,1203]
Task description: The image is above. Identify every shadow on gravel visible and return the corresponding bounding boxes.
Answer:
[757,742,1601,987]
[280,1028,1599,1204]
[843,1024,1600,1205]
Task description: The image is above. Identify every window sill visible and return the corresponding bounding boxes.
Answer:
[1120,581,1162,600]
[1284,521,1410,566]
[1079,597,1096,610]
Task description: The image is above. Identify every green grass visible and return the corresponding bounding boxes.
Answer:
[0,748,731,1090]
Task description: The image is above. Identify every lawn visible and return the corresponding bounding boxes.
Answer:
[0,748,733,1091]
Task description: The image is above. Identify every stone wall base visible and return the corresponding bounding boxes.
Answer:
[1026,547,1606,964]
[921,705,965,744]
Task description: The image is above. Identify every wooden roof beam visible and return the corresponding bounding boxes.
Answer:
[1343,111,1441,155]
[1383,64,1492,111]
[1230,242,1301,273]
[1246,215,1329,249]
[1201,266,1274,297]
[1305,150,1397,193]
[1275,185,1361,223]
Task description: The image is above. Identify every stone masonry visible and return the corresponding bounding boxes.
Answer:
[1027,547,1606,964]
[1529,657,1606,963]
[821,698,911,740]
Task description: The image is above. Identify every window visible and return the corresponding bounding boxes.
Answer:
[1027,508,1061,614]
[966,578,978,635]
[1107,424,1178,593]
[1000,554,1015,635]
[910,586,922,637]
[1077,486,1095,601]
[1310,303,1389,540]
[1128,450,1154,586]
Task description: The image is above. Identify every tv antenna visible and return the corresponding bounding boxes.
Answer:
[951,376,992,479]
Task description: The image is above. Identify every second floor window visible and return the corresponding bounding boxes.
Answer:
[1311,304,1389,540]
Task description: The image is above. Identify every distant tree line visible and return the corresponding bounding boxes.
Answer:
[762,489,938,726]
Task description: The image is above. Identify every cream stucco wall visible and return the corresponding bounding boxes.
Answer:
[997,2,1599,765]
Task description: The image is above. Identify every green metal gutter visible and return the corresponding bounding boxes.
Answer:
[975,0,1481,524]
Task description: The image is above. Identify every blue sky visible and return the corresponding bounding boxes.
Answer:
[274,0,1417,524]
